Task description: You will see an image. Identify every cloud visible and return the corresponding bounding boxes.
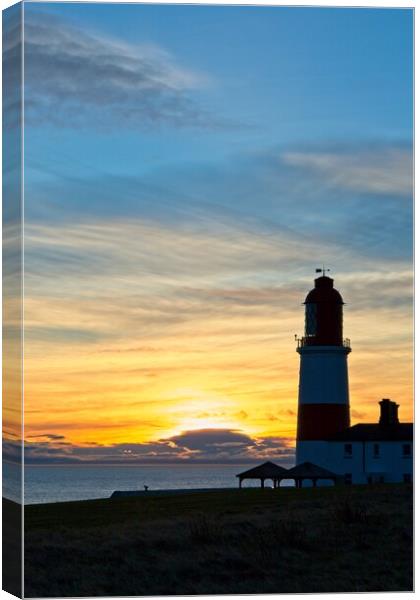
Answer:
[236,410,248,420]
[25,325,106,344]
[24,139,413,267]
[351,409,367,420]
[24,12,222,130]
[22,216,333,346]
[167,429,254,453]
[26,433,66,441]
[281,145,412,197]
[17,428,295,465]
[3,4,22,131]
[339,269,413,312]
[23,216,412,343]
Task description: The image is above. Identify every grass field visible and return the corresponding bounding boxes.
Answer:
[22,484,412,596]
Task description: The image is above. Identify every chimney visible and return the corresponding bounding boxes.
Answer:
[379,399,399,426]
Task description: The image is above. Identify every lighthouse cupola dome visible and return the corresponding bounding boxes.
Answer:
[303,275,345,346]
[304,275,344,305]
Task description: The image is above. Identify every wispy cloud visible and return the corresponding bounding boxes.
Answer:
[22,215,411,369]
[24,12,222,130]
[24,140,413,264]
[3,4,22,131]
[26,433,66,441]
[281,145,412,197]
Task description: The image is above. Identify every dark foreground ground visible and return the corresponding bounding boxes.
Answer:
[23,484,412,597]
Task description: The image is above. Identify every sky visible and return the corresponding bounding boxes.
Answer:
[6,2,413,465]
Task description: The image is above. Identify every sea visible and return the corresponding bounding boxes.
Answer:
[3,462,295,505]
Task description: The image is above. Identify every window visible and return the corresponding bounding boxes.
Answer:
[402,444,411,457]
[344,473,352,485]
[344,443,352,458]
[373,443,380,458]
[305,303,317,337]
[403,474,412,484]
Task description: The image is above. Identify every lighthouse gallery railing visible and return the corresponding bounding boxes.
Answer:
[296,337,351,349]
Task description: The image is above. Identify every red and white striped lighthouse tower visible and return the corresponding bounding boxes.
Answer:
[296,271,351,465]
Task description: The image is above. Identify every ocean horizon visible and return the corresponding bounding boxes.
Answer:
[4,462,296,505]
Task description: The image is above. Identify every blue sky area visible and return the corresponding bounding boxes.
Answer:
[25,4,412,173]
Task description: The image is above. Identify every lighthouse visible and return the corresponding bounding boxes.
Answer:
[296,271,351,466]
[237,269,412,484]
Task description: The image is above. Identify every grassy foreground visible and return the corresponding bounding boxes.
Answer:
[24,484,412,596]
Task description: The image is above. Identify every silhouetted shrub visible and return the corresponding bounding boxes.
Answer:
[271,518,311,550]
[333,499,369,524]
[188,514,222,544]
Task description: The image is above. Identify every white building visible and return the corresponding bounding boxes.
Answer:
[295,272,413,484]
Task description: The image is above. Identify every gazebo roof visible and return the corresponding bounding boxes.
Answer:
[287,461,338,479]
[236,461,289,479]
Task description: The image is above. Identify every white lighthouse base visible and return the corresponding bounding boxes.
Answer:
[296,441,330,469]
[296,441,344,487]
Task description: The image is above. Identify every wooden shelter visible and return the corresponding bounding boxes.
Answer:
[287,461,338,487]
[236,461,289,488]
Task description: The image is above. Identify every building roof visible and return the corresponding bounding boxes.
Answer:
[236,461,289,479]
[326,423,413,442]
[287,461,338,480]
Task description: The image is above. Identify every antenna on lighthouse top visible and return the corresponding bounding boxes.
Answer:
[315,265,330,277]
